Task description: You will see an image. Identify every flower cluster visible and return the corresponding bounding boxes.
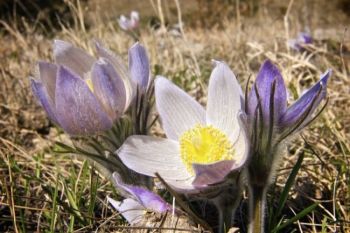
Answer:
[31,39,330,233]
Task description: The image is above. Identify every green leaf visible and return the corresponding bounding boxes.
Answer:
[50,174,59,232]
[270,152,305,229]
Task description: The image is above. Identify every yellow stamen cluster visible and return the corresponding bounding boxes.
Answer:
[86,78,94,92]
[179,124,234,174]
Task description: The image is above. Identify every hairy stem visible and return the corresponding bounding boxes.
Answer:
[217,203,234,233]
[248,185,267,233]
[212,187,241,233]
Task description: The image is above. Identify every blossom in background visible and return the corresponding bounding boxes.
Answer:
[117,61,249,193]
[288,32,313,51]
[31,40,150,135]
[108,172,172,225]
[118,11,140,31]
[246,60,331,188]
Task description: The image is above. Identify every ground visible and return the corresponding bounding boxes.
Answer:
[0,0,349,232]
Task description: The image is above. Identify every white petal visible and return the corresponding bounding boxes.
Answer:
[206,61,244,142]
[166,180,198,194]
[53,40,95,78]
[117,136,191,180]
[155,76,206,140]
[232,112,250,168]
[107,197,144,225]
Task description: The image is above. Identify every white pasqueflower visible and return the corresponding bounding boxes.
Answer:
[117,61,249,193]
[118,11,140,31]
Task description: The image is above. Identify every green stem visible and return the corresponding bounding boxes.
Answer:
[248,186,267,233]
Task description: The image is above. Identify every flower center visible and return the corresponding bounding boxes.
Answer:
[179,124,234,174]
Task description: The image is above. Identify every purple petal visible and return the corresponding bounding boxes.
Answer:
[38,62,58,103]
[95,42,133,107]
[192,160,235,187]
[128,43,150,90]
[55,66,113,135]
[31,79,58,123]
[53,40,95,78]
[113,173,171,213]
[298,32,312,44]
[247,60,287,127]
[91,58,127,120]
[279,70,331,130]
[95,42,129,79]
[107,197,144,225]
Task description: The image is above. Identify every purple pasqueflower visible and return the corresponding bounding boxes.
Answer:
[117,61,249,193]
[31,40,150,135]
[288,32,313,51]
[118,11,140,31]
[246,60,331,187]
[108,172,172,225]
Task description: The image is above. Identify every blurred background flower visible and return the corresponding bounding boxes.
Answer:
[118,11,140,31]
[288,32,313,51]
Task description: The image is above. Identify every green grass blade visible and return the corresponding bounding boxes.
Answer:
[50,174,59,233]
[270,152,305,229]
[272,202,319,233]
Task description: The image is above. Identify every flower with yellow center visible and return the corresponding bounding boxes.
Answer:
[118,61,249,193]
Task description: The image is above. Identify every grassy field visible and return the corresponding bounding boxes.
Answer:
[0,0,349,232]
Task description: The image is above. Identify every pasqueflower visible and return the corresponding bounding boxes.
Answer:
[288,32,313,51]
[31,40,150,135]
[118,11,140,31]
[246,60,331,188]
[117,61,249,193]
[245,60,331,233]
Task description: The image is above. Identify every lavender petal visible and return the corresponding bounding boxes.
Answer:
[128,42,150,89]
[112,173,171,213]
[192,160,235,187]
[38,61,58,103]
[247,60,287,126]
[95,42,133,108]
[31,79,58,123]
[279,70,331,130]
[91,58,127,120]
[55,66,113,135]
[53,40,95,78]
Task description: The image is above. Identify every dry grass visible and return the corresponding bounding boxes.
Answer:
[0,0,349,232]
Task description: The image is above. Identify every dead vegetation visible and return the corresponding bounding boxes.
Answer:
[0,0,349,232]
